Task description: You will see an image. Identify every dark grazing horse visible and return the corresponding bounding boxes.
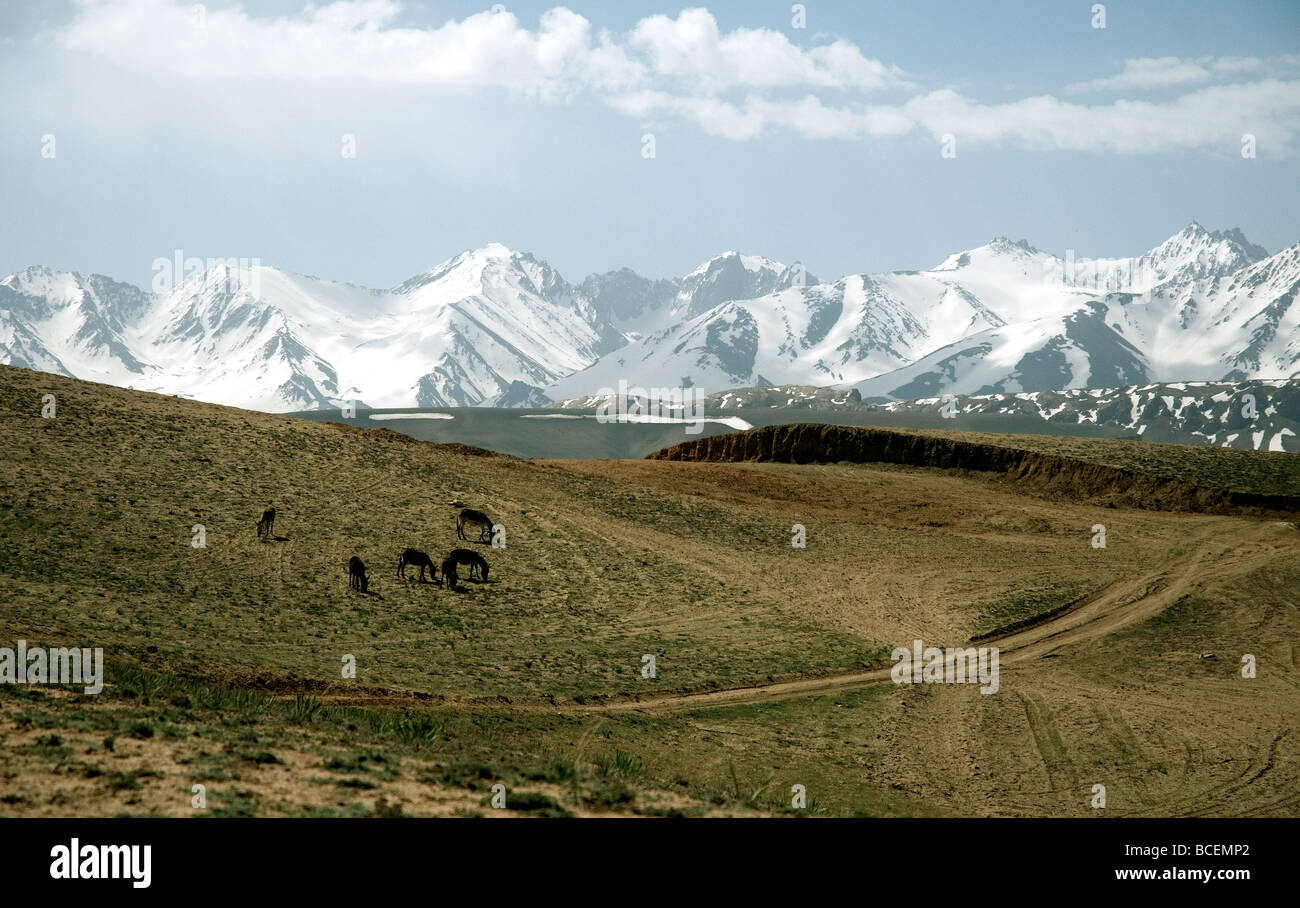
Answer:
[456,508,493,543]
[444,548,489,582]
[397,548,438,583]
[256,505,276,540]
[440,554,461,591]
[348,556,369,592]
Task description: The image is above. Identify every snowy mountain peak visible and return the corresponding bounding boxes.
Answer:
[677,251,791,318]
[2,265,90,302]
[1147,222,1265,267]
[394,243,564,300]
[1212,227,1270,262]
[988,237,1043,256]
[932,236,1058,277]
[1101,223,1271,295]
[1149,219,1237,257]
[686,251,786,279]
[411,243,517,281]
[476,241,514,258]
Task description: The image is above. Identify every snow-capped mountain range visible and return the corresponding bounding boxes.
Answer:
[2,224,1296,412]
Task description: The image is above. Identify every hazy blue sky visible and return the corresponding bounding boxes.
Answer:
[2,0,1298,289]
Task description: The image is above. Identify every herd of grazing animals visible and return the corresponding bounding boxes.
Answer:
[258,503,494,594]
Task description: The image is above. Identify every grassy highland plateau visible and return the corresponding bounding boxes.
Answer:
[0,364,1296,817]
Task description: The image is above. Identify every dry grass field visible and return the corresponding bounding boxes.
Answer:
[1,364,1296,817]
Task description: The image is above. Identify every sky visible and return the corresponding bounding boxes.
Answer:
[2,0,1298,290]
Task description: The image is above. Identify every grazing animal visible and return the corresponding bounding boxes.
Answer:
[440,555,461,591]
[456,508,493,543]
[256,505,276,540]
[444,548,489,582]
[397,548,438,583]
[348,556,369,592]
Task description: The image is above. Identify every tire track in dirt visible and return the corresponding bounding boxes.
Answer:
[1018,693,1078,797]
[1139,730,1296,818]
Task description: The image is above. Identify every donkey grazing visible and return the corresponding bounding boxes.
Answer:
[397,548,438,583]
[456,508,493,543]
[348,556,369,592]
[440,554,461,591]
[444,548,489,582]
[256,505,276,540]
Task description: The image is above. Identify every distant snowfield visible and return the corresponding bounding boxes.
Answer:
[522,413,753,430]
[599,414,753,430]
[363,411,753,430]
[367,413,455,420]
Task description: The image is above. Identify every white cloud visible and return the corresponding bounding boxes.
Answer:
[54,1,1300,155]
[610,91,912,141]
[61,1,898,98]
[1067,54,1297,93]
[904,80,1300,154]
[1067,57,1213,93]
[626,8,903,92]
[61,0,645,100]
[1204,56,1266,76]
[620,80,1300,153]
